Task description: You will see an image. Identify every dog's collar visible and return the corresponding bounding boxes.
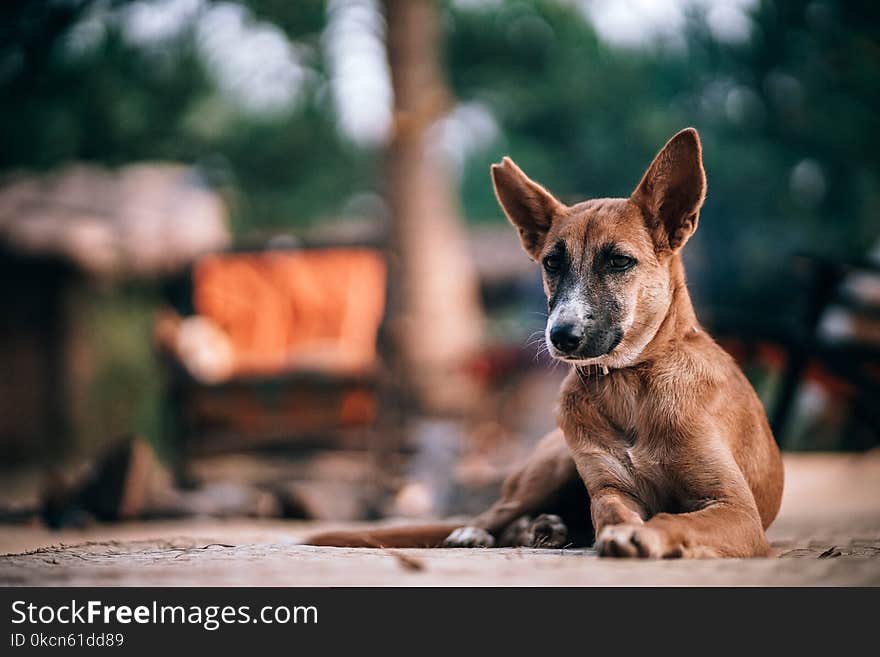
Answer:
[574,363,611,378]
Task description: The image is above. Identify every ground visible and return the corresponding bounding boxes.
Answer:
[1,452,879,586]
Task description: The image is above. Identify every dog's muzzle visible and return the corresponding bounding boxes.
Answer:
[548,322,623,359]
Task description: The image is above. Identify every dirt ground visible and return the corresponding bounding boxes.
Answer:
[1,452,879,586]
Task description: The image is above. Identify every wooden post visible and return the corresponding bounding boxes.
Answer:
[383,0,485,416]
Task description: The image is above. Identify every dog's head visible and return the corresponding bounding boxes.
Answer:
[492,128,706,369]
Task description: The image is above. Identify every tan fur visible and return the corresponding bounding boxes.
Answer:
[306,523,463,548]
[495,128,783,558]
[306,128,783,558]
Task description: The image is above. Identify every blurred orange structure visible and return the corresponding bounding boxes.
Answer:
[193,249,386,377]
[158,246,390,454]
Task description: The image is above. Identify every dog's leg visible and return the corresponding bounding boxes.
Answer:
[595,504,768,558]
[594,453,769,558]
[443,429,580,547]
[309,429,583,549]
[589,487,647,529]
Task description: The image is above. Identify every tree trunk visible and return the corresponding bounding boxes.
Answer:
[383,0,484,415]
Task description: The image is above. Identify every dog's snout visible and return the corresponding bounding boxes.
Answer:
[549,323,583,354]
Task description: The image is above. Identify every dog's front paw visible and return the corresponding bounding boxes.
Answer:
[595,524,680,559]
[528,514,568,548]
[443,526,496,548]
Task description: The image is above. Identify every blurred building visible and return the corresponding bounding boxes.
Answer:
[0,163,229,461]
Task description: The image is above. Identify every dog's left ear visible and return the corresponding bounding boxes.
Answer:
[631,128,707,251]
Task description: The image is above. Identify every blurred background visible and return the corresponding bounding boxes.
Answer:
[1,0,878,530]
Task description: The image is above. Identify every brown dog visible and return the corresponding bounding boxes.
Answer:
[307,128,784,558]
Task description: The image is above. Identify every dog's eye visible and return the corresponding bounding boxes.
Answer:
[542,254,562,273]
[608,254,635,271]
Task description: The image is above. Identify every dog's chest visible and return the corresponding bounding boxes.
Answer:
[600,403,677,514]
[604,435,670,512]
[562,376,676,512]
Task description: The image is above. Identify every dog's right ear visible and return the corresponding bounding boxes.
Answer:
[491,157,563,260]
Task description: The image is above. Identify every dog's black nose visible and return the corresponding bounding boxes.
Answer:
[549,323,583,354]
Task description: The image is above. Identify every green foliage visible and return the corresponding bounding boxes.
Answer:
[72,283,164,454]
[0,0,368,230]
[1,0,878,295]
[446,0,880,306]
